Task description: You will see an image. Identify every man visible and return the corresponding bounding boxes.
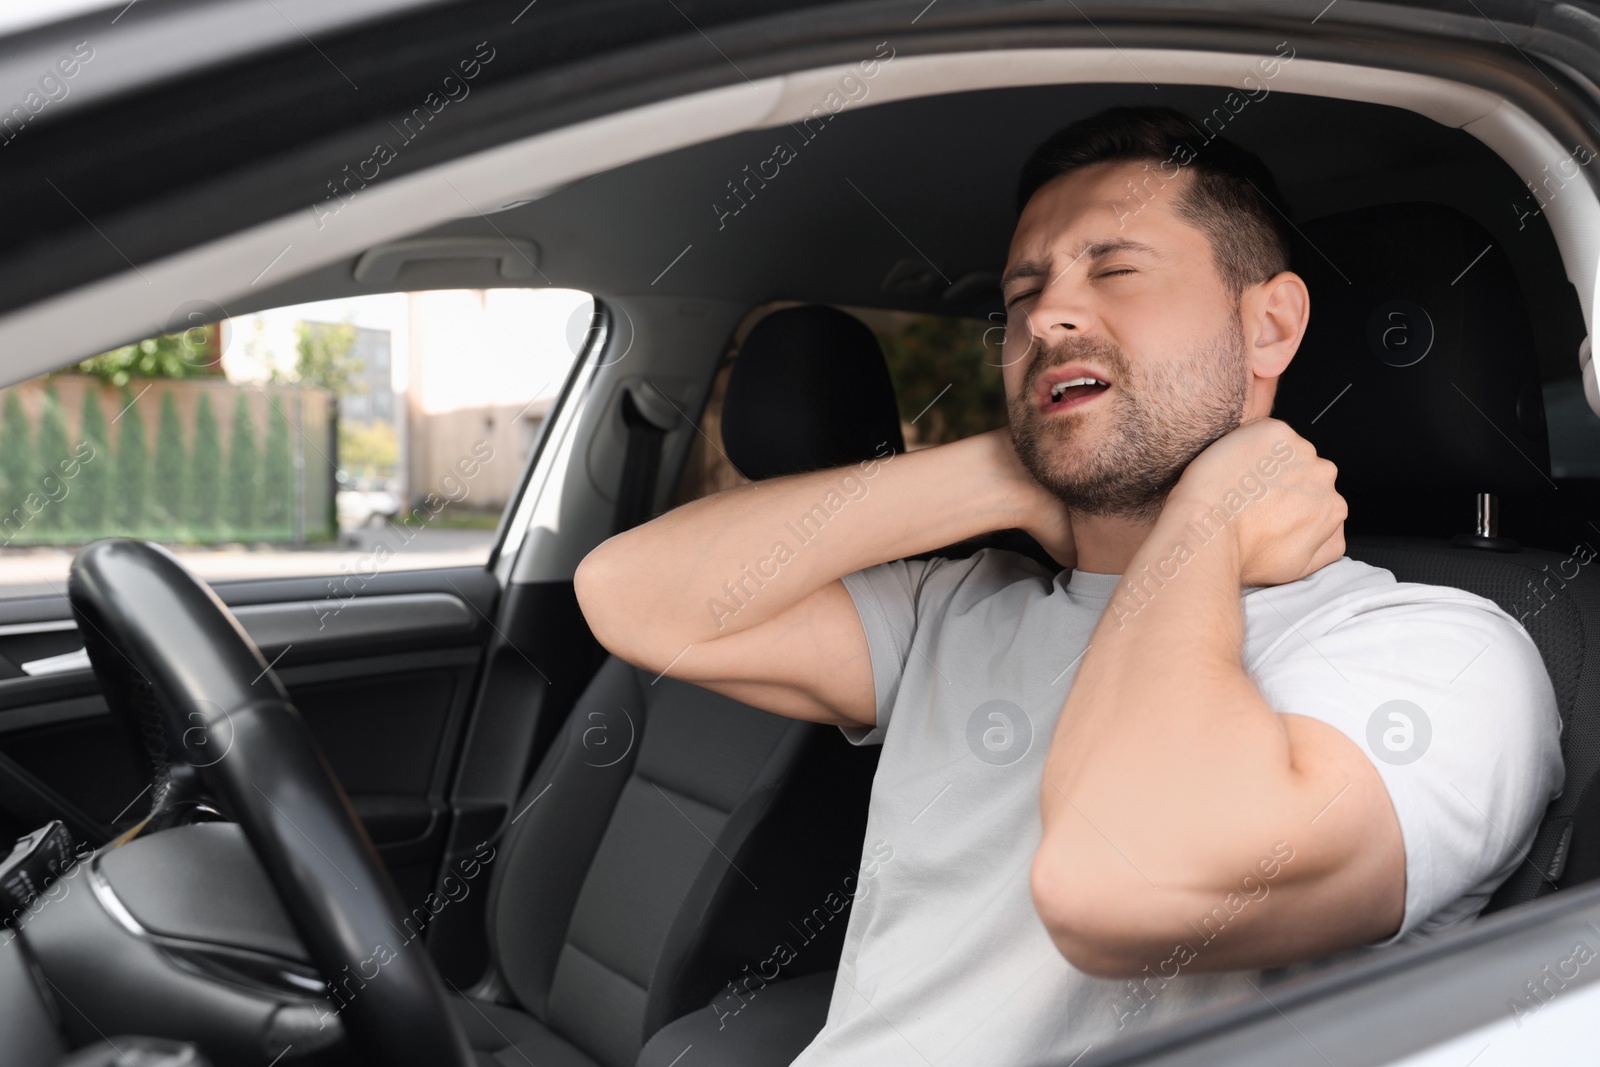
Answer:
[575,106,1563,1064]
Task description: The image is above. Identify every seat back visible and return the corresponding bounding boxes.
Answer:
[477,306,902,1065]
[1275,202,1600,910]
[1274,201,1551,530]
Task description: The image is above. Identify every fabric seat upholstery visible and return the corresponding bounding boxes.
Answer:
[447,305,901,1066]
[636,969,836,1067]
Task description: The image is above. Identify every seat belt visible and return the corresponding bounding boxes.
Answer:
[614,382,678,534]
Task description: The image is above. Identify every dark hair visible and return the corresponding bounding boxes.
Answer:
[1014,105,1292,301]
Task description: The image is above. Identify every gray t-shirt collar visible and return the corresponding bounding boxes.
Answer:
[1059,567,1121,601]
[1057,567,1271,601]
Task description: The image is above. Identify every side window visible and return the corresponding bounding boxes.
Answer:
[0,288,592,597]
[670,302,1003,504]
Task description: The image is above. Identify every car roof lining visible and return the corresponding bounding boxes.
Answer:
[0,45,1593,407]
[261,80,1572,338]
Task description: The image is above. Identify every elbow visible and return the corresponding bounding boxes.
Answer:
[574,538,672,669]
[572,545,602,621]
[573,543,626,654]
[1029,842,1169,979]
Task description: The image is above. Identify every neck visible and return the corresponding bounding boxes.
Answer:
[1067,509,1164,575]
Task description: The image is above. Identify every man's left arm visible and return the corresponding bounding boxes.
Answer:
[1032,420,1416,976]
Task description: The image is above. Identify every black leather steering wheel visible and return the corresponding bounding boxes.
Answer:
[67,538,475,1067]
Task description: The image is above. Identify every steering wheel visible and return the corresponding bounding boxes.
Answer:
[67,538,475,1067]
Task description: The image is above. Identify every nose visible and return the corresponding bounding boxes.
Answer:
[1001,268,1096,376]
[1025,269,1095,341]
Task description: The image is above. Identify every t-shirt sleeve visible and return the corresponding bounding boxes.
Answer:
[836,557,949,746]
[1251,591,1564,945]
[837,548,1050,746]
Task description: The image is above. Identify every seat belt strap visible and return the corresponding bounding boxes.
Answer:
[614,383,676,534]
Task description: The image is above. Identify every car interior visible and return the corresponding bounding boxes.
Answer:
[8,29,1600,1067]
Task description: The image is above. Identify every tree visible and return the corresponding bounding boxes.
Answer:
[260,399,294,537]
[113,388,149,531]
[338,419,398,480]
[0,392,34,535]
[224,393,258,535]
[152,392,186,532]
[76,388,110,533]
[78,325,221,387]
[187,393,221,538]
[33,386,70,535]
[294,321,363,395]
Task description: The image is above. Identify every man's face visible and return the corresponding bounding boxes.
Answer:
[1000,160,1250,521]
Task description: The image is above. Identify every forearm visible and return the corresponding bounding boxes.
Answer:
[575,432,1025,663]
[1035,504,1313,965]
[1028,421,1391,975]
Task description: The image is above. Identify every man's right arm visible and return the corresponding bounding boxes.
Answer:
[573,430,1069,730]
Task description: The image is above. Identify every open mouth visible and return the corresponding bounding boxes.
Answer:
[1039,374,1111,414]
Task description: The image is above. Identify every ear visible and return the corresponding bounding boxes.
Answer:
[1240,270,1309,381]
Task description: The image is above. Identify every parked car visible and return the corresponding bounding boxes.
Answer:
[335,472,402,530]
[0,1,1599,1065]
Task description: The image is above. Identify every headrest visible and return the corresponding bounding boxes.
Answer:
[1273,202,1550,501]
[721,306,907,481]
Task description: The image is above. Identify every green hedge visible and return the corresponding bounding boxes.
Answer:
[0,384,308,547]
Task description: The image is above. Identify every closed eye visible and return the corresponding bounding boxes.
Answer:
[1005,289,1039,309]
[1097,268,1136,278]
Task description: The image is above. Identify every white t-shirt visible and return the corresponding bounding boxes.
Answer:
[789,549,1563,1067]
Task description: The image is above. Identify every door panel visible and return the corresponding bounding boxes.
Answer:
[0,564,499,921]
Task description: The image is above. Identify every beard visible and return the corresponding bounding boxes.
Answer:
[1008,313,1249,523]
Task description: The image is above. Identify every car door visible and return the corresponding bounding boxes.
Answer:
[0,284,594,931]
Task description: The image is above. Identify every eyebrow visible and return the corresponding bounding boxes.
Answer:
[1001,239,1164,290]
